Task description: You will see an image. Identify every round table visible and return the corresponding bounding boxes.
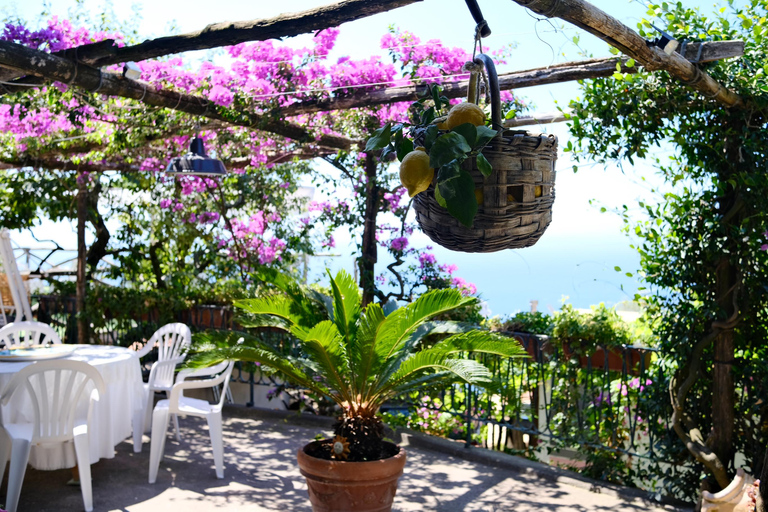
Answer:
[0,344,144,470]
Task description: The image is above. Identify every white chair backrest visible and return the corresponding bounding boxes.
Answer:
[0,321,62,349]
[172,360,236,412]
[0,360,105,443]
[149,323,191,388]
[0,229,32,323]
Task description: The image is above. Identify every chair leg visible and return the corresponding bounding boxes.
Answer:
[133,406,145,453]
[173,413,181,442]
[148,407,170,484]
[143,391,155,433]
[5,437,31,512]
[0,429,12,487]
[73,427,94,512]
[207,412,224,479]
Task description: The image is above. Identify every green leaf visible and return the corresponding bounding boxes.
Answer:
[436,158,462,182]
[476,152,492,178]
[429,132,471,168]
[327,269,361,347]
[396,138,413,162]
[434,182,447,207]
[614,266,622,271]
[365,123,391,152]
[450,123,477,147]
[439,169,478,227]
[420,107,436,125]
[475,125,498,148]
[423,125,439,151]
[625,58,636,68]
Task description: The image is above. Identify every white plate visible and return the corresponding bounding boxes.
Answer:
[0,345,78,362]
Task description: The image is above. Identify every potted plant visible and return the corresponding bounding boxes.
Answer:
[187,269,527,512]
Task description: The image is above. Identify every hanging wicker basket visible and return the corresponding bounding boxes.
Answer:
[413,54,558,253]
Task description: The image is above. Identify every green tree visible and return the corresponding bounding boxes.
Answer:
[566,0,768,498]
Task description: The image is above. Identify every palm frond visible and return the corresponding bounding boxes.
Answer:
[300,320,352,402]
[328,269,361,348]
[186,333,332,400]
[353,302,386,392]
[374,289,474,363]
[432,331,529,359]
[254,269,330,326]
[380,351,492,398]
[372,320,477,393]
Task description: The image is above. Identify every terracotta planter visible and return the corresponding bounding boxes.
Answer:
[297,441,406,512]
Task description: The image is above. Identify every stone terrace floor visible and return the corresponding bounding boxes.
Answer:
[4,407,692,512]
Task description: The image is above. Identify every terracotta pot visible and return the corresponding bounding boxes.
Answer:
[297,441,406,512]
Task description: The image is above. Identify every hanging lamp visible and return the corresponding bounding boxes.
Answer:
[166,135,227,176]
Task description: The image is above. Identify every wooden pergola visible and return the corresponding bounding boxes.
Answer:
[0,0,753,490]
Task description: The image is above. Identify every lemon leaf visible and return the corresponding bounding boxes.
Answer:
[396,138,414,162]
[429,132,471,168]
[423,125,439,151]
[442,170,478,228]
[434,182,447,208]
[365,123,391,152]
[451,123,477,147]
[475,126,498,148]
[477,152,493,178]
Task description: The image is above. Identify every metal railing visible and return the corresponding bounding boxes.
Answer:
[33,295,665,461]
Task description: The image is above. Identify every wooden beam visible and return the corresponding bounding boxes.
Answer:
[85,0,421,67]
[0,40,356,151]
[274,40,741,116]
[504,111,568,128]
[511,0,743,108]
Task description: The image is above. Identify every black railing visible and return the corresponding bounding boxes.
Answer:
[33,295,664,463]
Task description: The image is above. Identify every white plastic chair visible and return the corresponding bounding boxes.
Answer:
[132,323,191,453]
[0,360,105,512]
[148,359,236,483]
[0,321,62,349]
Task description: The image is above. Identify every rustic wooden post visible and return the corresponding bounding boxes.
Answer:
[76,171,88,345]
[359,153,379,306]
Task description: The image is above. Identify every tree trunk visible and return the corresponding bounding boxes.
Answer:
[711,255,736,469]
[359,154,379,307]
[76,172,88,345]
[85,179,110,280]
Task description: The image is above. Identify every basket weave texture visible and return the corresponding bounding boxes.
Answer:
[414,129,558,253]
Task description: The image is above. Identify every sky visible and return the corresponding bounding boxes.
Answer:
[0,0,707,316]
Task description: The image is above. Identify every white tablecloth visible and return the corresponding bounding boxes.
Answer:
[0,345,144,470]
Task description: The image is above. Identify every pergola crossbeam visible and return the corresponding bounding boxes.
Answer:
[0,40,357,151]
[275,40,742,117]
[511,0,743,108]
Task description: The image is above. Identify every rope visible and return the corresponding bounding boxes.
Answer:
[67,48,79,88]
[91,71,103,93]
[139,83,147,102]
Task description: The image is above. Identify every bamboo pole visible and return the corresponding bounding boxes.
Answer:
[510,0,743,108]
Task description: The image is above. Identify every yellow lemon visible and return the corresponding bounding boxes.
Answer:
[446,102,486,130]
[399,147,434,197]
[475,189,484,205]
[507,194,516,203]
[436,120,450,130]
[535,185,543,197]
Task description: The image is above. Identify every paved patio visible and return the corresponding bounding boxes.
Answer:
[3,407,692,512]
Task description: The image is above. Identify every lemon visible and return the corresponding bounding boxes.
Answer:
[507,194,516,203]
[475,189,484,205]
[400,147,434,197]
[535,185,543,197]
[446,102,486,130]
[436,120,450,130]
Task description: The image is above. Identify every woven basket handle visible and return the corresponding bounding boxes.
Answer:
[472,54,503,132]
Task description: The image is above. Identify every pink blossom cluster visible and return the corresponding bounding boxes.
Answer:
[1,16,123,52]
[225,212,287,265]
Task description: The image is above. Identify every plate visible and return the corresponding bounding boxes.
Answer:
[0,345,78,362]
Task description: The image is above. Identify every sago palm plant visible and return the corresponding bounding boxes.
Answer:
[187,269,526,461]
